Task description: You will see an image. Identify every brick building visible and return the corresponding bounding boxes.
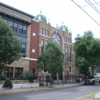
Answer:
[0,2,76,78]
[0,2,34,78]
[30,11,76,78]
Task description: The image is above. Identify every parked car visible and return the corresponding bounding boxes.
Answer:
[84,76,100,85]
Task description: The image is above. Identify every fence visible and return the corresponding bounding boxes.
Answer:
[38,75,85,86]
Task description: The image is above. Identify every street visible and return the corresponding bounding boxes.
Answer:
[0,84,100,100]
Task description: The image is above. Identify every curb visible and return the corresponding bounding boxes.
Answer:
[34,83,84,91]
[0,83,84,95]
[0,90,34,95]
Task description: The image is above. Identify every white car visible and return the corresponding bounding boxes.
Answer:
[84,76,100,85]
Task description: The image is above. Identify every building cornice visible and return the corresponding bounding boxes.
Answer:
[0,2,34,18]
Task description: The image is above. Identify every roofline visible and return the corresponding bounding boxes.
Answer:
[0,11,31,24]
[0,2,34,18]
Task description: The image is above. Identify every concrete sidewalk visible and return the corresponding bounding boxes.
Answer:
[0,82,84,95]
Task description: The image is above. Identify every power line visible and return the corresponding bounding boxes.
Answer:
[71,0,100,26]
[85,0,100,15]
[82,2,100,7]
[93,0,100,8]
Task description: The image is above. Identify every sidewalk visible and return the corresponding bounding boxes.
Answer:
[0,82,84,95]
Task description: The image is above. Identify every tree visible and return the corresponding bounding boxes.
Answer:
[37,42,64,86]
[74,31,100,77]
[0,18,20,76]
[76,57,90,78]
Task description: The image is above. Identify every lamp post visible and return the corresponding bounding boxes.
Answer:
[67,69,69,82]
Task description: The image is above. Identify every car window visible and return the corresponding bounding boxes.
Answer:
[87,76,94,79]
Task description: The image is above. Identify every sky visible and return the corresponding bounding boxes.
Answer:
[0,0,100,42]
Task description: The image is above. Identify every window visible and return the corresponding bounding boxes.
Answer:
[8,21,13,30]
[41,39,44,52]
[68,47,71,53]
[46,30,49,36]
[22,37,27,42]
[15,68,23,78]
[66,37,68,42]
[66,37,71,43]
[21,43,26,53]
[68,38,71,43]
[23,26,27,35]
[52,34,60,45]
[67,47,71,62]
[66,46,68,52]
[69,66,72,73]
[14,22,18,33]
[19,24,23,34]
[41,28,43,35]
[44,29,46,35]
[6,67,13,78]
[9,21,13,26]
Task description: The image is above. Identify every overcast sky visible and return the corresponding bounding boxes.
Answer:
[0,0,100,42]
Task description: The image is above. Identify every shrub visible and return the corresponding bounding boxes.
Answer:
[18,71,34,83]
[2,78,13,89]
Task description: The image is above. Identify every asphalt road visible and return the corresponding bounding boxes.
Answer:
[0,84,100,100]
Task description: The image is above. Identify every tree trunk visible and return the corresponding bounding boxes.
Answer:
[92,67,94,75]
[50,75,52,87]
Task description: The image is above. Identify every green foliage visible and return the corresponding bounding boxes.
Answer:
[37,41,64,77]
[1,74,7,80]
[0,18,21,74]
[74,31,100,76]
[18,71,34,83]
[2,78,13,89]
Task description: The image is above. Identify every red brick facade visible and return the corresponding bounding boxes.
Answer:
[29,20,39,78]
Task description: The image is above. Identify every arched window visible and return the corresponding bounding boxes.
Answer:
[41,39,44,53]
[52,34,60,45]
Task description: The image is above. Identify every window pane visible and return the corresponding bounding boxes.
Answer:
[15,68,18,73]
[21,43,26,53]
[22,37,26,42]
[46,30,49,36]
[9,21,13,26]
[14,23,17,27]
[14,23,18,33]
[41,28,43,35]
[23,26,27,35]
[19,24,22,29]
[19,24,23,33]
[69,66,71,72]
[52,34,60,45]
[44,29,46,35]
[22,43,26,48]
[23,26,26,30]
[41,39,44,52]
[19,68,23,73]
